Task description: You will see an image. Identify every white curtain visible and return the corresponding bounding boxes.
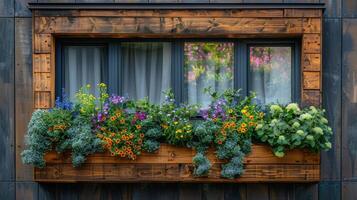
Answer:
[121,42,171,103]
[64,46,105,100]
[249,47,292,104]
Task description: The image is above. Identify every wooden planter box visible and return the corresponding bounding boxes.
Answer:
[34,144,320,183]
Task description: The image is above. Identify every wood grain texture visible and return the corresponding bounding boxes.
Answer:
[34,34,51,53]
[321,19,342,181]
[34,17,304,35]
[34,144,320,183]
[15,182,38,200]
[319,181,341,200]
[0,0,14,17]
[33,54,51,73]
[0,182,15,200]
[321,0,341,18]
[15,0,35,17]
[284,9,322,18]
[34,91,51,109]
[15,18,34,181]
[34,9,284,18]
[303,18,321,34]
[0,18,15,181]
[342,0,357,18]
[302,90,321,107]
[303,34,321,54]
[303,72,320,90]
[33,73,51,92]
[303,54,321,72]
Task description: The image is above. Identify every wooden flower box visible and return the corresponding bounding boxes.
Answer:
[34,144,320,183]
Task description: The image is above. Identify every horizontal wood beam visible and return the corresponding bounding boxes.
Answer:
[28,3,325,11]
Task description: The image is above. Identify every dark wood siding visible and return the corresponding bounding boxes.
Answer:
[0,0,354,199]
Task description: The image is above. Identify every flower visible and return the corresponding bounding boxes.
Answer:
[321,117,328,124]
[300,113,312,121]
[109,95,126,104]
[306,135,314,141]
[255,124,263,130]
[270,104,283,115]
[309,106,318,114]
[135,112,147,121]
[296,130,305,136]
[312,127,324,135]
[286,103,300,113]
[292,122,300,128]
[325,142,332,149]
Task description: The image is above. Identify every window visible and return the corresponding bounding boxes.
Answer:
[56,39,300,105]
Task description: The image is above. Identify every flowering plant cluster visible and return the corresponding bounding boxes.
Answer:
[255,103,333,157]
[22,83,333,179]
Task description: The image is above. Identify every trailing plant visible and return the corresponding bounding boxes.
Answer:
[200,89,262,178]
[254,103,333,157]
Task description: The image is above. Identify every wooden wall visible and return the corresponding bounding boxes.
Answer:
[0,0,355,199]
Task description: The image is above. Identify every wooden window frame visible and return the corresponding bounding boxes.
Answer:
[32,8,322,109]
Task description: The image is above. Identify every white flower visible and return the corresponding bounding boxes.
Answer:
[286,103,300,113]
[313,127,324,135]
[297,130,305,136]
[306,135,314,141]
[292,122,300,128]
[255,124,263,130]
[270,104,283,115]
[309,106,318,114]
[300,113,313,121]
[321,117,328,124]
[325,142,332,149]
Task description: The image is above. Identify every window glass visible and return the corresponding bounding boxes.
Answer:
[248,46,292,104]
[121,42,172,104]
[63,46,107,100]
[184,42,234,107]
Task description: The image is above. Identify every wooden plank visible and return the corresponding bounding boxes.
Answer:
[34,163,320,183]
[342,0,357,18]
[246,184,269,200]
[15,18,34,181]
[202,184,224,200]
[33,54,51,73]
[34,144,320,183]
[0,0,14,17]
[269,184,294,200]
[34,17,303,35]
[321,19,342,181]
[303,34,321,54]
[223,184,246,200]
[303,72,320,90]
[303,54,321,72]
[43,144,320,165]
[34,34,51,53]
[284,9,322,17]
[34,9,284,18]
[15,182,38,200]
[0,182,15,200]
[303,18,321,34]
[294,183,318,200]
[34,91,51,109]
[322,0,341,18]
[342,19,357,180]
[0,18,15,181]
[318,181,341,200]
[178,184,202,200]
[342,182,357,200]
[132,183,179,200]
[302,90,321,107]
[15,0,36,17]
[33,72,51,91]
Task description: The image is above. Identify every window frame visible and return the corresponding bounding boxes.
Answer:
[55,38,300,104]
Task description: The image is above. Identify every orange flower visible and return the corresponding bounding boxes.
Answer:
[249,122,255,127]
[115,139,120,144]
[136,125,142,130]
[140,133,145,138]
[249,115,254,120]
[129,133,134,139]
[120,119,125,124]
[121,135,126,140]
[110,116,117,121]
[217,140,223,145]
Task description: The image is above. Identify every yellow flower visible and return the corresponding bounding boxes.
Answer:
[241,109,247,115]
[176,129,183,134]
[174,121,178,125]
[228,109,234,114]
[241,123,247,128]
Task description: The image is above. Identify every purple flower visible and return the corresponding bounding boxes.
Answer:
[109,95,126,104]
[135,111,147,121]
[200,109,209,120]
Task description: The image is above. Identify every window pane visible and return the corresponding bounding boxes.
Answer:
[184,42,234,107]
[63,46,107,100]
[249,46,292,104]
[121,42,171,104]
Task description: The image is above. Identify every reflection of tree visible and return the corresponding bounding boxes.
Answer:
[185,43,233,82]
[184,42,234,105]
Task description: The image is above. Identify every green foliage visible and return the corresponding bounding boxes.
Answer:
[68,116,103,167]
[22,83,333,180]
[255,104,333,157]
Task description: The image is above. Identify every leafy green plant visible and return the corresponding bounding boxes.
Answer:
[255,103,333,157]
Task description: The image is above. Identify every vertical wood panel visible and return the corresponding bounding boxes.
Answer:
[321,0,341,18]
[15,18,34,181]
[0,0,14,17]
[179,184,202,200]
[246,184,269,200]
[0,182,15,200]
[38,184,57,200]
[16,182,38,200]
[132,183,179,200]
[15,0,35,17]
[321,18,342,181]
[319,181,341,200]
[342,182,357,200]
[342,0,357,18]
[269,184,294,200]
[0,18,15,181]
[224,184,247,200]
[202,184,224,200]
[294,184,318,200]
[342,19,357,180]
